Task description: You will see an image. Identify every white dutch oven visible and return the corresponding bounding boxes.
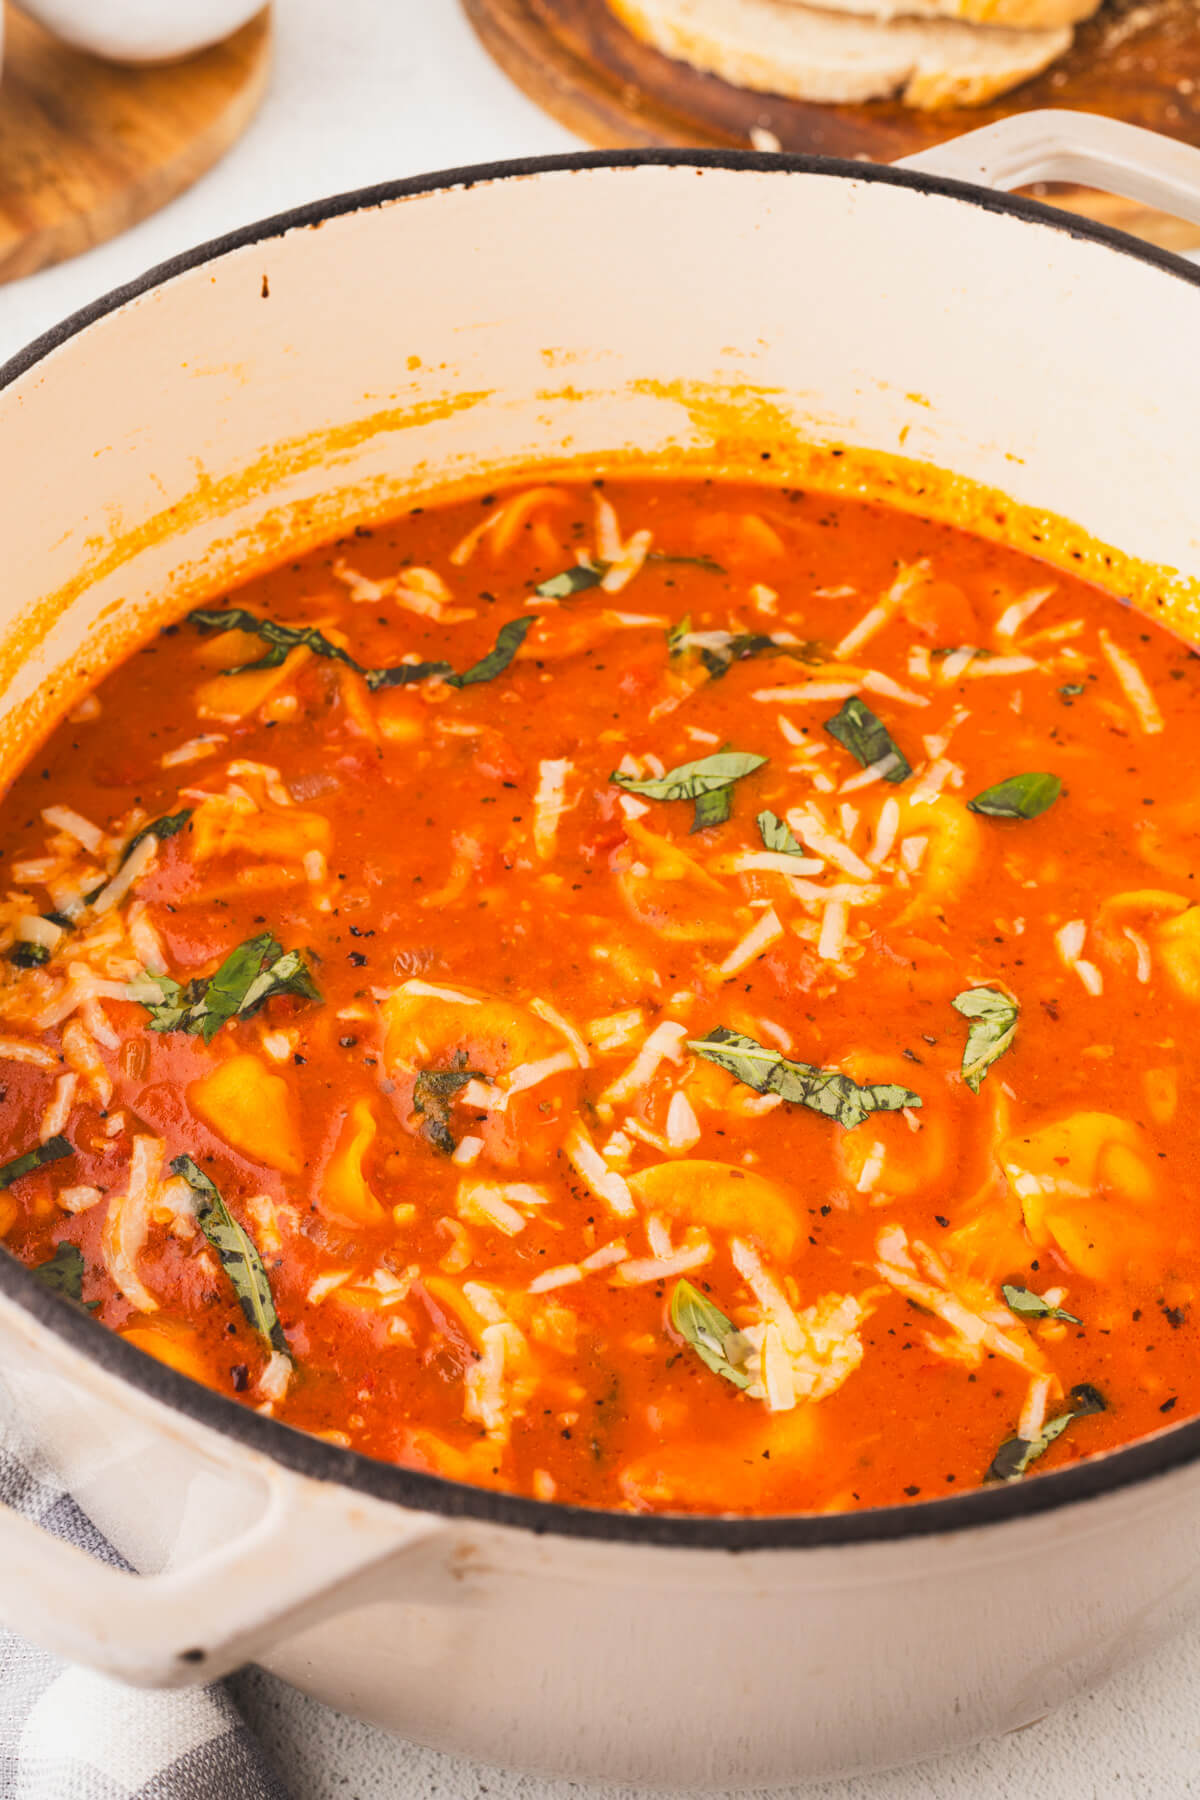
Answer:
[1,109,1200,1790]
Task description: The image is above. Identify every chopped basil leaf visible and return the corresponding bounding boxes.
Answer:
[756,809,806,857]
[931,644,992,662]
[649,552,725,574]
[666,614,692,656]
[187,607,361,677]
[7,941,49,968]
[967,773,1061,820]
[1001,1283,1080,1325]
[31,1242,95,1307]
[128,969,185,1023]
[824,697,911,784]
[445,616,534,689]
[0,1135,72,1189]
[365,659,455,691]
[122,808,193,865]
[952,987,1018,1094]
[613,749,766,836]
[669,626,822,680]
[413,1054,484,1156]
[170,1156,290,1359]
[133,932,320,1043]
[238,946,320,1015]
[670,1279,753,1390]
[534,562,605,599]
[985,1382,1105,1482]
[612,750,767,804]
[691,785,733,832]
[189,606,529,694]
[1059,684,1085,698]
[78,809,196,910]
[700,634,781,679]
[688,1027,919,1130]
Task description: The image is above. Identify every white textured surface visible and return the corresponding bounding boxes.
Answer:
[1,1,1198,1793]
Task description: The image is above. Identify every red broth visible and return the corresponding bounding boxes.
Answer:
[0,477,1196,1514]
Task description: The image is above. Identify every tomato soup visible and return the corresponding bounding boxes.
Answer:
[0,476,1195,1514]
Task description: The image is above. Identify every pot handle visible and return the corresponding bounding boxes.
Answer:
[896,109,1200,229]
[0,1291,444,1686]
[0,1446,442,1687]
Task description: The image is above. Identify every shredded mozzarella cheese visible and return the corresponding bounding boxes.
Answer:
[593,493,624,564]
[1123,927,1153,985]
[15,915,65,953]
[100,1135,164,1314]
[1018,1372,1054,1441]
[40,1073,77,1143]
[307,1270,352,1303]
[587,1009,644,1054]
[127,902,167,976]
[161,734,226,767]
[785,809,872,881]
[817,900,848,963]
[937,647,975,684]
[995,586,1053,645]
[396,979,480,1006]
[868,798,901,867]
[875,1226,1042,1373]
[838,754,903,793]
[90,834,156,918]
[966,656,1039,678]
[715,850,823,879]
[530,995,590,1067]
[907,760,957,805]
[1055,919,1087,965]
[529,1264,584,1294]
[41,807,105,854]
[664,1090,701,1150]
[458,1179,549,1237]
[58,1185,103,1214]
[601,530,653,594]
[563,1121,636,1218]
[257,1352,293,1404]
[532,759,573,860]
[860,670,930,708]
[0,1038,58,1070]
[753,681,860,705]
[612,1243,712,1285]
[718,908,783,976]
[599,1021,688,1108]
[451,1134,485,1167]
[835,562,927,660]
[1099,629,1164,735]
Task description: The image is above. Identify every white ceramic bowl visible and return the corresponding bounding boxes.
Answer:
[13,0,264,63]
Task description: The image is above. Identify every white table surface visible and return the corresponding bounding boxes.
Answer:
[2,3,1197,1795]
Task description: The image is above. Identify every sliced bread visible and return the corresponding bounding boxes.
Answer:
[605,0,1073,107]
[770,0,1099,28]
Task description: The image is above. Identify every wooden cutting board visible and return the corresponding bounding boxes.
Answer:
[0,4,272,285]
[465,0,1200,251]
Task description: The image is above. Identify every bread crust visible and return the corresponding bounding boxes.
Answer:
[772,0,1098,29]
[606,0,1074,107]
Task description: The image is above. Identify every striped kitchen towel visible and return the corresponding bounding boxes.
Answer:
[0,1435,291,1800]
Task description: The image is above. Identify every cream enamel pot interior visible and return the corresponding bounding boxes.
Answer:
[1,110,1200,1790]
